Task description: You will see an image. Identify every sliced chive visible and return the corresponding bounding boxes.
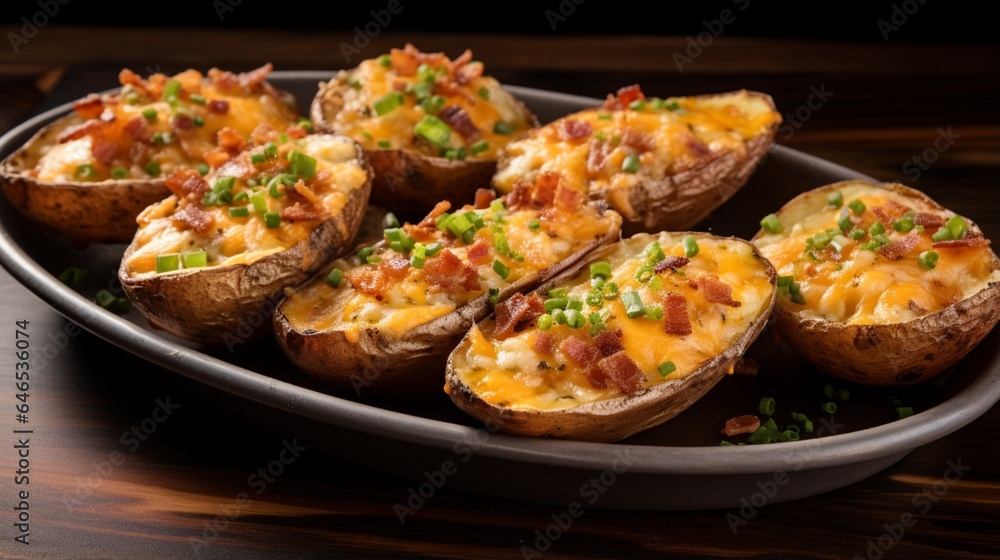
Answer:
[658,361,676,377]
[110,166,130,179]
[760,214,783,234]
[155,254,179,273]
[377,140,391,149]
[94,289,117,309]
[264,211,281,228]
[325,268,343,287]
[488,288,500,306]
[58,266,89,288]
[628,99,646,111]
[597,113,612,121]
[477,86,490,100]
[918,250,939,270]
[821,402,837,414]
[196,163,210,176]
[182,251,207,268]
[415,115,452,146]
[586,289,604,308]
[683,235,699,258]
[564,309,585,329]
[896,406,914,419]
[622,291,645,319]
[602,282,619,299]
[296,117,313,133]
[945,215,968,239]
[838,213,855,234]
[162,80,182,103]
[374,91,404,116]
[537,314,553,331]
[759,397,776,416]
[621,154,640,173]
[192,115,204,127]
[419,94,445,114]
[645,306,663,320]
[75,164,98,180]
[827,191,843,208]
[142,107,158,121]
[228,206,250,218]
[590,261,612,279]
[144,161,161,176]
[528,218,541,231]
[783,430,800,441]
[493,120,513,135]
[378,54,391,68]
[848,199,866,216]
[189,93,206,105]
[869,221,886,236]
[493,259,510,280]
[932,227,952,242]
[288,150,317,178]
[250,153,266,164]
[471,140,489,155]
[250,190,268,213]
[648,276,663,291]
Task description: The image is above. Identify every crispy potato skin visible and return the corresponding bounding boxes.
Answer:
[0,114,170,244]
[753,180,1000,386]
[444,233,777,442]
[273,209,623,396]
[119,145,373,345]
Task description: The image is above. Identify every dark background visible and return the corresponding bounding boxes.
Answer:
[0,1,992,44]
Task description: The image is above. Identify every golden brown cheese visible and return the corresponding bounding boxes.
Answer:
[27,65,301,183]
[279,179,621,343]
[326,44,535,159]
[124,134,368,275]
[493,88,780,195]
[753,183,1000,325]
[453,233,774,411]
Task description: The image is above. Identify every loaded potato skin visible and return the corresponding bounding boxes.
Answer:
[274,171,622,395]
[493,85,781,235]
[1,64,305,244]
[446,231,776,442]
[752,180,1000,385]
[119,132,373,345]
[311,43,538,220]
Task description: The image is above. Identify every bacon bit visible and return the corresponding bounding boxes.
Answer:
[532,172,560,207]
[698,274,742,307]
[932,237,991,249]
[914,212,946,229]
[871,200,908,226]
[558,119,593,141]
[598,352,646,395]
[467,240,491,265]
[721,415,760,436]
[292,181,322,207]
[879,232,920,261]
[420,200,452,227]
[732,357,759,376]
[505,180,532,211]
[236,63,273,91]
[207,67,237,90]
[164,168,209,200]
[663,292,693,335]
[654,256,689,274]
[345,266,386,299]
[587,139,610,174]
[533,332,555,355]
[682,134,713,161]
[603,84,645,111]
[124,116,148,139]
[584,365,614,390]
[494,293,546,340]
[561,336,602,367]
[406,200,452,242]
[281,203,320,223]
[622,129,655,152]
[553,185,584,214]
[594,330,625,357]
[439,105,480,140]
[118,68,147,94]
[424,250,480,293]
[379,253,412,279]
[72,94,105,119]
[208,99,230,114]
[172,203,214,233]
[57,120,102,143]
[173,114,195,131]
[474,188,496,209]
[216,127,246,152]
[91,141,119,166]
[454,60,484,85]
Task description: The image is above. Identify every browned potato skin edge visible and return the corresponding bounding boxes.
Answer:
[752,180,1000,386]
[119,151,373,345]
[310,74,540,221]
[0,113,171,244]
[273,209,624,396]
[445,233,778,443]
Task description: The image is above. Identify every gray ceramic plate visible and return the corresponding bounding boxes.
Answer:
[2,72,998,511]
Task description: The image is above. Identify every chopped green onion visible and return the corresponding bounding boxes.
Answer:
[918,250,939,270]
[471,140,489,156]
[827,191,843,208]
[94,289,117,309]
[296,117,313,133]
[162,80,182,103]
[564,309,585,329]
[288,150,317,178]
[477,86,490,100]
[567,298,583,311]
[75,164,98,180]
[251,153,266,164]
[110,166,130,179]
[683,235,699,258]
[196,163,210,176]
[374,91,404,116]
[424,242,442,256]
[378,54,391,68]
[645,241,666,263]
[590,261,612,279]
[760,214,783,234]
[603,282,619,299]
[664,100,681,111]
[141,107,158,121]
[537,314,553,331]
[155,254,179,273]
[192,115,204,127]
[829,234,850,253]
[628,99,646,111]
[658,362,676,377]
[493,259,510,280]
[415,115,452,146]
[325,268,343,287]
[762,417,778,431]
[945,215,968,239]
[849,226,866,241]
[419,94,445,114]
[597,113,612,121]
[634,265,654,283]
[264,143,278,159]
[892,216,915,233]
[622,291,645,318]
[838,213,855,234]
[931,227,952,242]
[189,93,206,105]
[648,276,662,291]
[57,266,89,289]
[783,430,800,441]
[493,121,513,135]
[357,247,375,263]
[821,402,837,414]
[837,389,851,401]
[621,154,641,173]
[759,397,776,416]
[228,206,250,218]
[264,211,281,228]
[645,306,663,320]
[823,383,836,399]
[182,251,207,268]
[588,312,606,336]
[528,218,541,231]
[586,289,604,308]
[551,308,566,325]
[848,199,866,216]
[488,288,500,306]
[896,406,914,419]
[410,255,425,269]
[268,174,295,198]
[869,221,885,236]
[144,161,161,176]
[250,190,268,213]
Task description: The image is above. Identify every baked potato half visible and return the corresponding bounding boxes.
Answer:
[119,132,373,345]
[274,172,622,395]
[0,64,304,244]
[310,43,538,220]
[752,180,1000,386]
[445,231,777,442]
[492,85,781,235]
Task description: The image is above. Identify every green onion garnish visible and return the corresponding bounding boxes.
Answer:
[564,309,585,329]
[325,268,343,287]
[896,406,914,419]
[868,221,885,236]
[821,402,837,414]
[848,199,866,216]
[621,154,640,173]
[838,213,855,234]
[57,266,89,288]
[142,107,158,121]
[196,163,210,176]
[827,191,843,208]
[603,282,619,299]
[296,118,313,133]
[628,99,646,111]
[182,251,207,268]
[683,235,699,258]
[378,54,391,68]
[251,153,266,164]
[759,397,776,416]
[155,254,179,273]
[658,361,676,377]
[288,150,317,178]
[110,166,129,179]
[634,265,654,283]
[537,314,553,331]
[377,140,391,149]
[622,291,645,318]
[760,214,783,234]
[228,206,250,218]
[645,306,663,320]
[162,80,182,103]
[264,211,281,228]
[374,91,404,116]
[415,115,452,146]
[918,250,939,270]
[477,86,490,100]
[419,95,445,114]
[75,164,98,180]
[590,261,612,279]
[945,215,968,239]
[528,218,541,230]
[493,121,513,135]
[144,161,161,176]
[471,140,489,156]
[250,190,268,213]
[586,289,604,308]
[357,246,375,263]
[493,259,509,280]
[189,93,206,105]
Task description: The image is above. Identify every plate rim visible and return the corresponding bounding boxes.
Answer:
[1,73,998,477]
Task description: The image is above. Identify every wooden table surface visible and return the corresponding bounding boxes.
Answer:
[0,26,998,560]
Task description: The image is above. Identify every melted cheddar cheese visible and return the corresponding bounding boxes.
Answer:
[492,87,780,199]
[124,134,369,275]
[323,44,535,159]
[753,182,1000,325]
[451,233,775,411]
[279,176,622,343]
[26,65,301,183]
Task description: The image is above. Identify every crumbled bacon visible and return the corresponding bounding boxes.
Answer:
[467,240,491,265]
[280,203,321,223]
[345,266,385,299]
[587,139,610,173]
[493,293,545,340]
[91,141,119,166]
[389,44,450,77]
[653,256,689,274]
[237,63,274,91]
[878,232,920,261]
[932,237,991,249]
[622,129,655,152]
[533,332,555,354]
[406,200,452,242]
[871,200,908,226]
[454,60,484,85]
[594,330,624,357]
[597,352,646,395]
[583,365,613,390]
[505,180,532,211]
[914,212,945,229]
[72,94,105,119]
[439,105,480,140]
[57,120,102,143]
[424,250,480,293]
[532,172,560,207]
[208,99,230,114]
[474,188,496,209]
[553,185,584,214]
[172,203,213,233]
[663,292,693,336]
[124,116,148,139]
[558,118,593,141]
[118,69,147,94]
[173,114,195,131]
[603,84,645,111]
[560,335,602,368]
[698,274,741,307]
[721,415,760,436]
[164,168,209,200]
[216,127,246,151]
[380,253,412,279]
